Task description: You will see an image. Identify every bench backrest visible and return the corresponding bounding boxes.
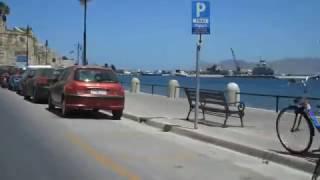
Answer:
[200,91,227,108]
[184,88,227,108]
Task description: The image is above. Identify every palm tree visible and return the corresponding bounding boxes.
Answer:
[0,2,10,22]
[79,0,92,65]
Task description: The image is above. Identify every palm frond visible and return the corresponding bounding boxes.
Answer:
[79,0,92,6]
[0,2,6,8]
[0,1,9,15]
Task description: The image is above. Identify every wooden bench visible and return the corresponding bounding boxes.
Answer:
[184,88,245,127]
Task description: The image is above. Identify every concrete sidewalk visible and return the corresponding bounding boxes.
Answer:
[123,92,320,173]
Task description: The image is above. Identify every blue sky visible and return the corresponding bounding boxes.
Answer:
[5,0,320,70]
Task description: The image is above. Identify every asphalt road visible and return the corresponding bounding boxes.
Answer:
[0,88,312,180]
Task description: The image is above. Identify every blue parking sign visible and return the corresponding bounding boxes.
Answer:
[192,1,210,34]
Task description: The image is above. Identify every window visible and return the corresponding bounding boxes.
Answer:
[74,69,118,83]
[28,70,35,77]
[59,67,72,81]
[35,68,54,77]
[19,37,25,43]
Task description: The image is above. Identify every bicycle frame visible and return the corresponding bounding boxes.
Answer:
[307,109,320,131]
[291,75,320,133]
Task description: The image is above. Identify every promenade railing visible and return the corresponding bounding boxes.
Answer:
[120,81,320,112]
[237,92,320,112]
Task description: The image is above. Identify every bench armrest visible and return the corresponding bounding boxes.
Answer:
[228,102,246,111]
[228,101,244,105]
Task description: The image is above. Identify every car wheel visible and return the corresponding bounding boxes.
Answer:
[48,94,55,111]
[32,88,39,103]
[24,92,30,100]
[112,110,123,120]
[61,99,70,117]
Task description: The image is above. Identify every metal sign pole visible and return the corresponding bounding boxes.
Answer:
[192,1,210,129]
[194,34,202,129]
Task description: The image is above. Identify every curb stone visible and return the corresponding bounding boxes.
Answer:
[123,112,315,174]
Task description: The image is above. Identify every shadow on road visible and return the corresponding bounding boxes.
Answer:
[270,149,320,163]
[179,118,248,128]
[46,108,115,120]
[22,96,48,105]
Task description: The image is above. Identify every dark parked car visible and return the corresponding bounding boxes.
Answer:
[48,66,125,119]
[8,74,22,91]
[22,68,55,102]
[18,65,52,95]
[0,72,10,88]
[17,70,31,95]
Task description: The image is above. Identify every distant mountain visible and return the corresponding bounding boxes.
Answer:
[270,57,320,75]
[200,57,320,75]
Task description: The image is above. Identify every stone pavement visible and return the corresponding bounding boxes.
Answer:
[123,92,320,173]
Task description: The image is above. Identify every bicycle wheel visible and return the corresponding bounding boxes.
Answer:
[276,106,314,154]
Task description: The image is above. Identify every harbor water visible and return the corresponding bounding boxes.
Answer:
[119,75,320,111]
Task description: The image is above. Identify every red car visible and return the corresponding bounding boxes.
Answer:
[48,66,125,119]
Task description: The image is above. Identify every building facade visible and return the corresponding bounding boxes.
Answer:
[0,18,73,68]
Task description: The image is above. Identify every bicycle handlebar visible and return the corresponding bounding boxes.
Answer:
[291,74,320,94]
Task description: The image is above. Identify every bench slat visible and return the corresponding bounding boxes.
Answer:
[201,95,225,101]
[203,100,226,106]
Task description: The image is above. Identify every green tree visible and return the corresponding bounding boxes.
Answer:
[0,2,10,22]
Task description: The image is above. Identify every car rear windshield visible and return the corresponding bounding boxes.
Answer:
[35,68,55,77]
[74,69,118,83]
[13,75,22,78]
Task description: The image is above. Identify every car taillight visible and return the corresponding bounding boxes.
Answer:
[36,77,48,86]
[116,86,125,96]
[64,82,77,94]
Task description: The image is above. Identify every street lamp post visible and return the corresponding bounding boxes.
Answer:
[76,42,81,65]
[26,25,30,66]
[45,40,48,65]
[80,0,92,66]
[83,0,87,65]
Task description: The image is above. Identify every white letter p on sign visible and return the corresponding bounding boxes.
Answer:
[196,2,206,18]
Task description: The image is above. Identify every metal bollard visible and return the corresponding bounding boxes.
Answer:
[226,82,240,105]
[131,78,140,93]
[168,80,180,98]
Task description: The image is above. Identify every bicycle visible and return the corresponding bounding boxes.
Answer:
[276,75,320,154]
[312,158,320,180]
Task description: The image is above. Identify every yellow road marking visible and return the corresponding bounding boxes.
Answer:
[66,133,141,180]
